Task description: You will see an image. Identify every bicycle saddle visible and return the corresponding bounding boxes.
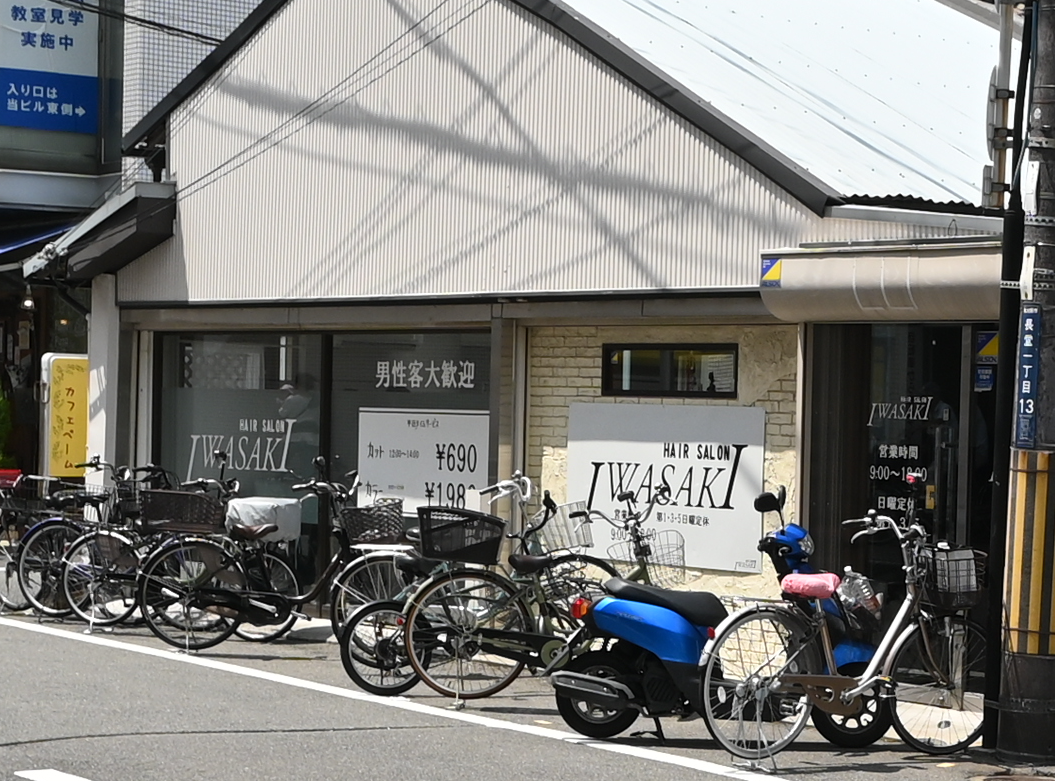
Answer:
[604,577,728,628]
[507,553,552,575]
[228,523,279,541]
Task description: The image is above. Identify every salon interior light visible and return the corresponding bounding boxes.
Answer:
[20,285,35,312]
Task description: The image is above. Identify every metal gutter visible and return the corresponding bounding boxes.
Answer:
[22,181,175,277]
[826,204,1004,234]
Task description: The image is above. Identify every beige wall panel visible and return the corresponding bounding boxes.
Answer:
[528,323,798,599]
[115,0,974,306]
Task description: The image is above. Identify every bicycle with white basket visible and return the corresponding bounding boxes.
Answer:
[570,484,687,589]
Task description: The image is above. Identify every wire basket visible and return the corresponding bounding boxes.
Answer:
[529,501,592,553]
[417,506,507,565]
[138,489,227,535]
[607,529,687,589]
[335,497,405,543]
[920,545,987,611]
[539,556,614,607]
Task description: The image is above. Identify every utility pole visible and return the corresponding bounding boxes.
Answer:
[999,0,1055,762]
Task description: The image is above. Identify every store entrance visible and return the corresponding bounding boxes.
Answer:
[807,323,998,579]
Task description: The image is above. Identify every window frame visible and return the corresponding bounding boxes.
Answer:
[600,342,739,399]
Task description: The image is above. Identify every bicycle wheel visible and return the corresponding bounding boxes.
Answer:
[340,599,424,696]
[62,530,140,627]
[329,552,405,636]
[234,552,300,642]
[404,569,532,699]
[889,616,985,753]
[17,519,81,617]
[702,607,820,760]
[1,528,29,611]
[138,538,244,650]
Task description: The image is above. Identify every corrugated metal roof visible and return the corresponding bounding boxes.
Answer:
[559,0,1003,205]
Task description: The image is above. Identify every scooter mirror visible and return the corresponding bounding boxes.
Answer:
[313,455,327,473]
[753,490,782,514]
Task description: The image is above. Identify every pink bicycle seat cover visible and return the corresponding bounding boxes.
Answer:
[780,572,841,599]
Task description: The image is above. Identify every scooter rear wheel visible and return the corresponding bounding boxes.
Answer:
[555,650,640,738]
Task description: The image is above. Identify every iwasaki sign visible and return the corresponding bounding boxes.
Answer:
[567,402,766,573]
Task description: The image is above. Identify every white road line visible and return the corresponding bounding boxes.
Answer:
[16,770,93,781]
[0,617,784,781]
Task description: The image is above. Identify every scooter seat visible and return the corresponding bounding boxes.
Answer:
[604,578,728,628]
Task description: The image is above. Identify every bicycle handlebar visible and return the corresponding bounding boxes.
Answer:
[479,471,533,506]
[573,485,670,530]
[842,510,927,547]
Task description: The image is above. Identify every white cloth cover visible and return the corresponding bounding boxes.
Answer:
[226,496,302,542]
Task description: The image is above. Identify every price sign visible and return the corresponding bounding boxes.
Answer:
[357,407,489,510]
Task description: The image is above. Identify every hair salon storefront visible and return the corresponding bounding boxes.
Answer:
[149,327,493,580]
[763,237,1003,596]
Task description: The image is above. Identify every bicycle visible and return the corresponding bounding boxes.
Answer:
[569,484,687,588]
[700,484,986,760]
[135,458,409,650]
[399,473,621,702]
[14,472,119,618]
[60,458,196,629]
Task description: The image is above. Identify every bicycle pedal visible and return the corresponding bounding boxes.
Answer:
[677,712,701,723]
[292,612,310,620]
[877,676,896,698]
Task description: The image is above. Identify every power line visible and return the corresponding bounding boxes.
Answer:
[50,0,225,46]
[55,0,483,261]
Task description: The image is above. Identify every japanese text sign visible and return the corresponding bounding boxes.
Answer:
[46,355,88,477]
[2,2,99,133]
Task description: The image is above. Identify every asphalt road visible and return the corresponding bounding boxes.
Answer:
[0,615,1025,781]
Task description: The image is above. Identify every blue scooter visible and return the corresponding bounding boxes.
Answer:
[550,486,891,747]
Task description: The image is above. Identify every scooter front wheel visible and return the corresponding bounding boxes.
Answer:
[555,650,640,738]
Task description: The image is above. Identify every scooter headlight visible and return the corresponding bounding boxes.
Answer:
[799,532,815,556]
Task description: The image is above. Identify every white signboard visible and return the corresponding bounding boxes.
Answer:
[568,403,766,573]
[357,408,489,511]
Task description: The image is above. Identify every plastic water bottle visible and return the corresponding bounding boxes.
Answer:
[841,566,882,617]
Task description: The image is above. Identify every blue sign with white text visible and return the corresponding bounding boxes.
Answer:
[1014,304,1042,449]
[1,66,97,133]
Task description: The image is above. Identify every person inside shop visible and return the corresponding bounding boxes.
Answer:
[278,374,320,476]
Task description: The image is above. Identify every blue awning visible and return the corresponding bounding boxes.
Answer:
[0,225,76,272]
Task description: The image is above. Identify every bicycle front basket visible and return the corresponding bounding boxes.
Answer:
[138,489,226,534]
[336,497,405,543]
[530,501,592,552]
[920,546,987,611]
[607,529,687,589]
[417,506,506,565]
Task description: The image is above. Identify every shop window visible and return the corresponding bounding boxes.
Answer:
[329,331,491,510]
[158,333,324,581]
[602,344,738,398]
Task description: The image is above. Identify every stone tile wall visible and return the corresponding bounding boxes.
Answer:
[527,323,800,598]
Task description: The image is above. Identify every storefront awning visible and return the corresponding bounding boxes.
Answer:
[22,181,176,281]
[759,239,1002,322]
[0,225,76,272]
